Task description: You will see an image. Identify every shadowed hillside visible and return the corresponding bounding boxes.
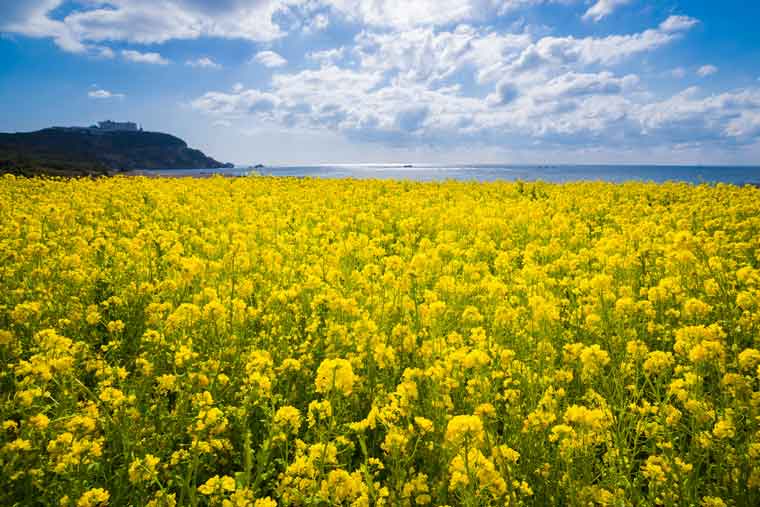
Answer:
[0,128,232,176]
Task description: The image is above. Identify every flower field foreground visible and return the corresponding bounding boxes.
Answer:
[2,174,760,507]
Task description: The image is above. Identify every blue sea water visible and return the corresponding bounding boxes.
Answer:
[137,164,760,185]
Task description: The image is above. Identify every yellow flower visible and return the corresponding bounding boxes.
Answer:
[128,454,161,484]
[579,345,610,379]
[701,497,727,507]
[174,344,196,368]
[642,456,668,484]
[29,413,50,430]
[98,387,127,408]
[198,475,236,495]
[463,349,490,369]
[738,348,760,371]
[445,415,484,446]
[643,351,674,377]
[77,488,109,507]
[106,320,125,333]
[3,438,32,452]
[314,358,355,396]
[712,418,735,440]
[448,448,506,498]
[146,491,177,507]
[381,426,409,454]
[494,445,520,463]
[0,329,13,346]
[274,406,302,434]
[626,340,649,360]
[414,416,434,434]
[156,374,177,393]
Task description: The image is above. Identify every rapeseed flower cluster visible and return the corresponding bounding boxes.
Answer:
[1,174,759,506]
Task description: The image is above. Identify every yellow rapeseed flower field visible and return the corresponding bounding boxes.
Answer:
[1,174,759,506]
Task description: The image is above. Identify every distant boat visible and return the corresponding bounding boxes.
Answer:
[402,164,414,168]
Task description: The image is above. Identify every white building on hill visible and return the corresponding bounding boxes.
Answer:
[96,120,139,131]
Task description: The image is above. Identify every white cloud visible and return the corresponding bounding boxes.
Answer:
[191,89,281,118]
[637,87,760,145]
[254,50,288,68]
[0,0,86,53]
[0,0,586,54]
[491,17,697,84]
[487,81,520,105]
[67,0,294,44]
[189,11,760,154]
[583,0,632,23]
[327,0,576,29]
[12,2,751,157]
[530,71,639,101]
[355,26,493,85]
[659,15,700,33]
[697,64,718,77]
[194,74,760,152]
[328,0,479,28]
[96,46,115,58]
[0,0,291,53]
[0,1,686,64]
[88,89,125,99]
[304,13,330,32]
[186,57,222,69]
[308,47,347,65]
[671,67,686,79]
[122,49,170,65]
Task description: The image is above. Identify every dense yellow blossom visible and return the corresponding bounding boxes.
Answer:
[445,415,485,446]
[314,358,356,396]
[273,406,302,434]
[1,175,759,506]
[76,488,109,507]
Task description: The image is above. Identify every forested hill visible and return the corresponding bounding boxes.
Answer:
[0,128,232,176]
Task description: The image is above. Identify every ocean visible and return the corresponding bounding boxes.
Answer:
[135,164,760,185]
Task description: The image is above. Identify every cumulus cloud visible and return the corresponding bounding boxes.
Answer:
[327,0,576,29]
[304,13,330,32]
[0,0,86,52]
[254,50,288,68]
[0,0,290,53]
[659,15,700,33]
[88,89,125,99]
[96,46,115,59]
[307,47,347,65]
[189,11,760,153]
[0,0,588,53]
[122,49,170,65]
[507,16,698,74]
[191,89,281,118]
[355,26,484,85]
[186,57,222,69]
[638,87,760,145]
[697,64,718,77]
[395,106,430,132]
[488,81,520,105]
[530,72,639,101]
[7,1,757,159]
[583,0,632,23]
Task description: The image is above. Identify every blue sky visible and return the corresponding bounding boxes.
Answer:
[1,1,760,165]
